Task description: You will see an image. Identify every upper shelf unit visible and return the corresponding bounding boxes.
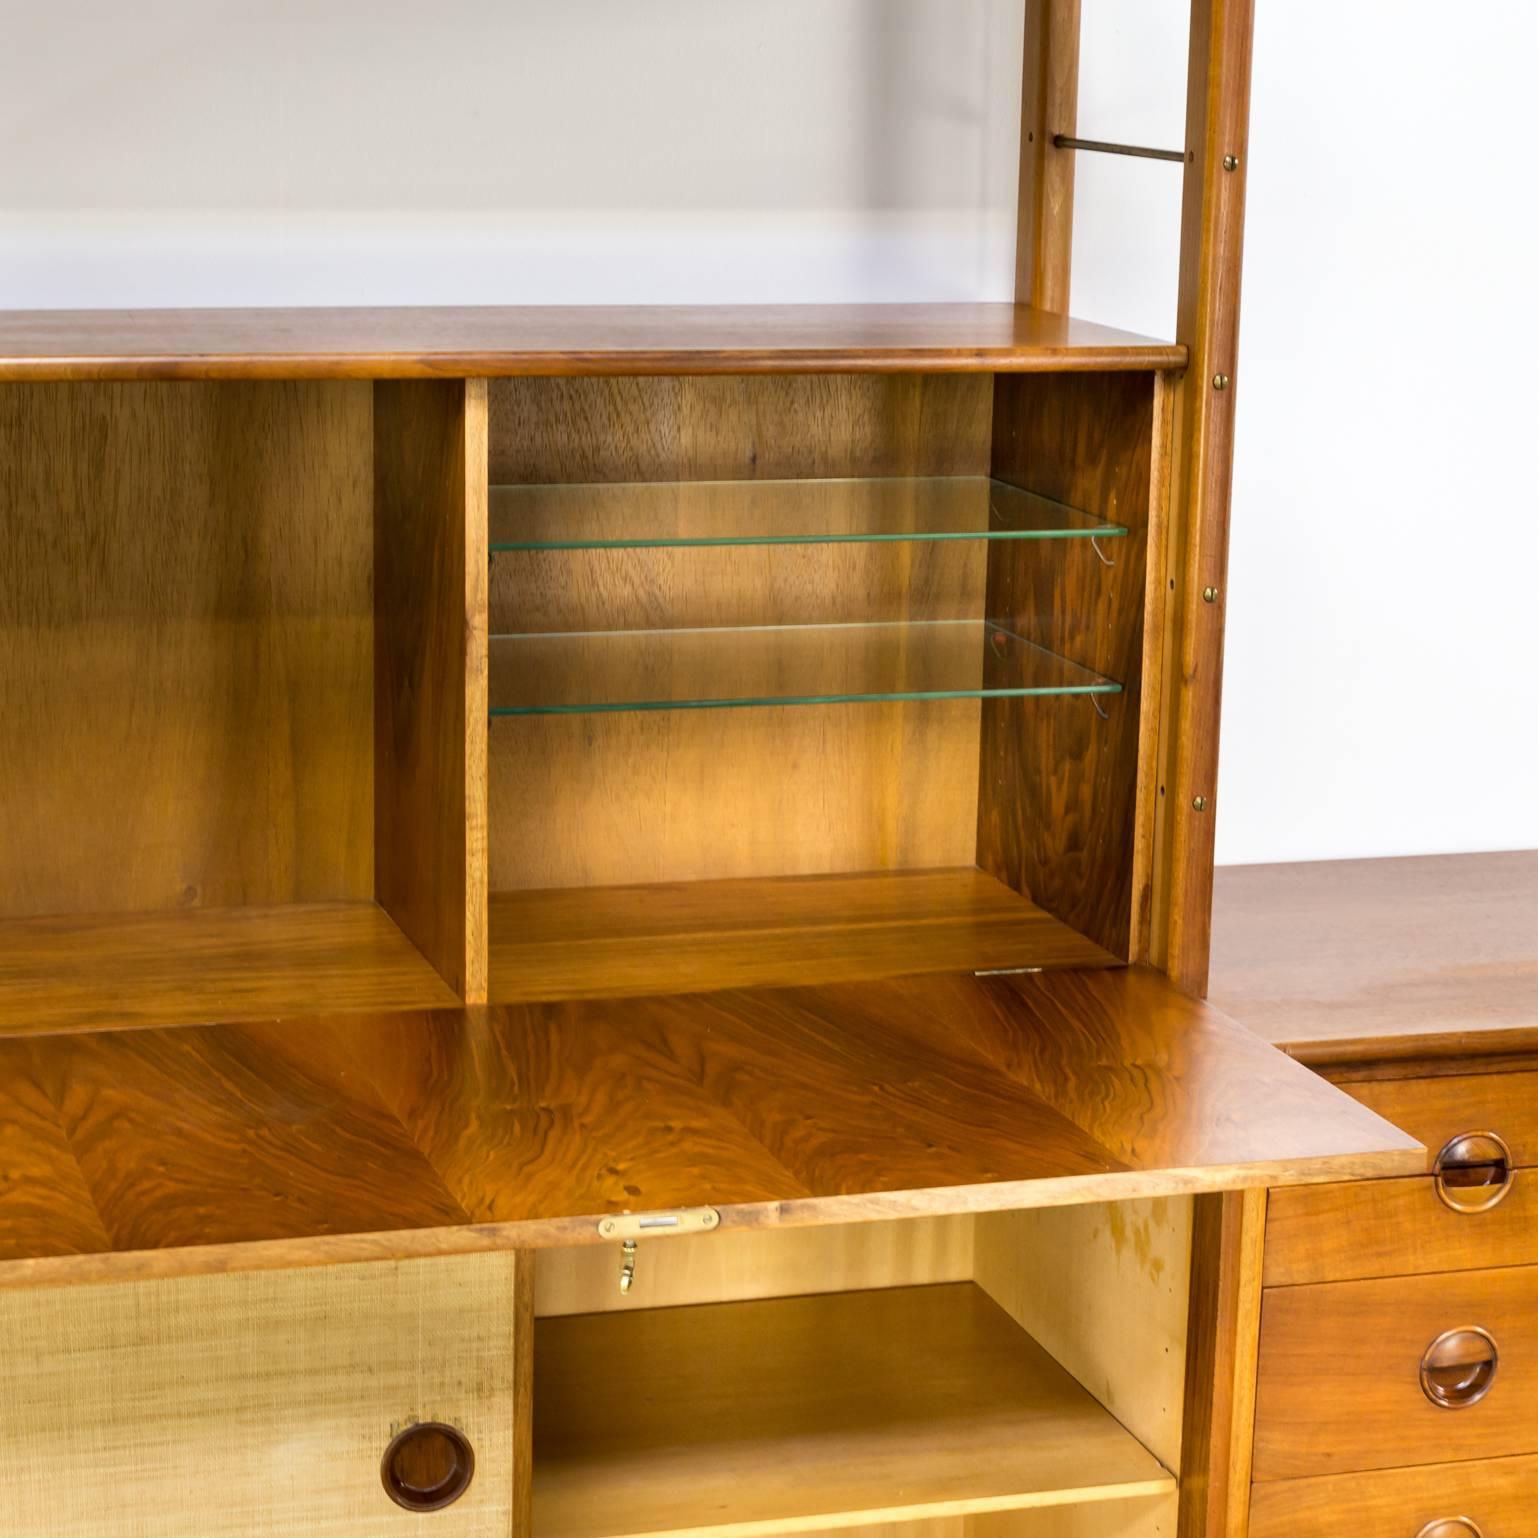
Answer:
[0,304,1186,380]
[489,476,1126,550]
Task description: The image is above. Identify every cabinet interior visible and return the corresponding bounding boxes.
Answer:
[532,1202,1189,1538]
[0,367,1166,1027]
[485,369,1165,1003]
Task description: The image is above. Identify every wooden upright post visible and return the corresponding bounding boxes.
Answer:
[1015,0,1082,309]
[1153,0,1256,995]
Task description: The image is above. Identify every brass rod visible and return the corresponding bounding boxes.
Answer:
[1052,133,1185,164]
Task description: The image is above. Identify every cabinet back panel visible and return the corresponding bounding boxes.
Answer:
[488,374,992,483]
[487,374,990,890]
[0,382,374,919]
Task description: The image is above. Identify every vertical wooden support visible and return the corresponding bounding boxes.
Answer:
[1179,1187,1266,1538]
[1153,0,1255,993]
[1015,0,1082,309]
[374,379,489,1002]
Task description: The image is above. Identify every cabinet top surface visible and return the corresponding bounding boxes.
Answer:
[0,303,1186,380]
[0,965,1417,1288]
[1209,851,1538,1065]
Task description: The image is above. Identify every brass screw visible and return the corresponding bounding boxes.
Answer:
[1191,795,1208,812]
[1223,154,1240,171]
[1213,373,1229,391]
[1202,586,1219,604]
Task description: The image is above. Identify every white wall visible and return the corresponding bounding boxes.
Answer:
[3,1,1534,863]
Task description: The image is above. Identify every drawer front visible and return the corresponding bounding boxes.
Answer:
[0,1253,525,1537]
[1344,1071,1538,1170]
[1265,1173,1538,1286]
[1249,1455,1538,1538]
[1253,1265,1538,1480]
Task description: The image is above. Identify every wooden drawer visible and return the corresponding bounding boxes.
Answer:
[1249,1454,1538,1538]
[1343,1071,1538,1169]
[0,1253,527,1538]
[1265,1172,1538,1286]
[1253,1265,1538,1480]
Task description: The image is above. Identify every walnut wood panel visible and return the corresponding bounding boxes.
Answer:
[1247,1455,1538,1538]
[490,703,984,890]
[1264,1172,1538,1287]
[487,374,991,483]
[0,901,460,1035]
[1210,853,1538,1062]
[1151,0,1254,993]
[1339,1072,1538,1167]
[0,305,1186,381]
[0,1253,525,1537]
[0,381,373,920]
[1015,0,1081,312]
[535,1214,974,1319]
[374,379,489,1001]
[487,375,991,890]
[487,869,1115,1001]
[1177,1189,1266,1538]
[1253,1265,1538,1479]
[533,1284,1173,1538]
[0,1041,112,1261]
[0,966,1420,1284]
[980,371,1167,960]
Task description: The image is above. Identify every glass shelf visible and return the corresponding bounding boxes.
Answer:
[488,620,1119,716]
[488,476,1125,551]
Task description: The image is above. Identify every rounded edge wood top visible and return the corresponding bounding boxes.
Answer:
[0,304,1188,381]
[1209,852,1538,1065]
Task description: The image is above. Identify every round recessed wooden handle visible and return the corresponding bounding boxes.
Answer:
[1420,1327,1499,1409]
[1434,1131,1515,1214]
[381,1422,475,1512]
[1416,1521,1484,1538]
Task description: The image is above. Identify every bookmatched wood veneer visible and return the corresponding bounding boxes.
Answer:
[0,966,1419,1285]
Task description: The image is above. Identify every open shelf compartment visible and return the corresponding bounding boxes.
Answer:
[489,476,1126,550]
[534,1281,1174,1538]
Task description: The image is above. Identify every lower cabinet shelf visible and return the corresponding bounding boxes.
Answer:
[533,1282,1174,1538]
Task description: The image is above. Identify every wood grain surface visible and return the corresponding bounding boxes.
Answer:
[374,379,489,1001]
[0,966,1420,1284]
[1210,853,1538,1062]
[0,380,373,921]
[487,374,992,484]
[0,1252,525,1537]
[533,1283,1174,1538]
[1247,1454,1538,1538]
[1151,0,1255,995]
[1015,0,1081,312]
[0,901,460,1035]
[487,869,1115,1000]
[0,901,460,1036]
[1253,1264,1538,1479]
[1264,1172,1538,1287]
[1342,1071,1538,1165]
[0,305,1186,381]
[979,371,1165,960]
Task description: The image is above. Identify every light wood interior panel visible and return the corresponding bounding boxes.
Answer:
[978,372,1166,959]
[970,1499,1176,1538]
[974,1198,1191,1475]
[374,379,489,1000]
[535,1213,975,1317]
[533,1283,1173,1538]
[0,381,374,920]
[0,1252,526,1538]
[487,374,993,891]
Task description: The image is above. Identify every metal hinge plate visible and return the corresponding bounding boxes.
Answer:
[596,1208,721,1240]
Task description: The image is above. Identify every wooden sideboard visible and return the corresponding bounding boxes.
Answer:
[1211,852,1538,1538]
